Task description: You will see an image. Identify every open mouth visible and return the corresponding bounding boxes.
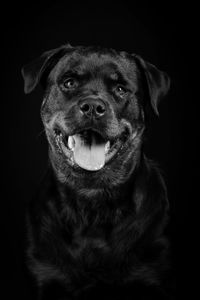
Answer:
[52,127,129,171]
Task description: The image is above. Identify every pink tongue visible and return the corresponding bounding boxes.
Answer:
[73,134,106,171]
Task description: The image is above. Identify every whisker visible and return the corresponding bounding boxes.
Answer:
[36,129,46,140]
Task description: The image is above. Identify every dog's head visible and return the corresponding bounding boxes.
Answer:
[22,44,170,189]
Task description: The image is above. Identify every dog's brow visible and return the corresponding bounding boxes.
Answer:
[57,58,130,85]
[110,73,119,81]
[58,58,84,76]
[104,70,128,86]
[98,62,127,81]
[100,62,119,72]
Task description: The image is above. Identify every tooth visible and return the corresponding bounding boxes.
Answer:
[68,136,75,150]
[105,141,110,154]
[56,137,60,147]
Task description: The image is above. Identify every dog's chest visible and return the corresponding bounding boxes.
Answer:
[38,199,130,282]
[60,209,125,274]
[64,217,112,256]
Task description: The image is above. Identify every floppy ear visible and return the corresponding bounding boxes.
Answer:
[21,44,72,94]
[133,54,170,115]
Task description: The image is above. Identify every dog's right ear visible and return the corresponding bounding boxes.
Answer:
[21,44,72,94]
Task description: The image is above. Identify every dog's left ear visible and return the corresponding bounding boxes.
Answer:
[21,44,72,94]
[133,54,170,115]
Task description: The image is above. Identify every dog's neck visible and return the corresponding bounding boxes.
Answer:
[48,152,146,214]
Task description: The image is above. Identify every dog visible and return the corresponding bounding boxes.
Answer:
[22,44,171,300]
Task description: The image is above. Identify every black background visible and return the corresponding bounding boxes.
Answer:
[1,2,197,299]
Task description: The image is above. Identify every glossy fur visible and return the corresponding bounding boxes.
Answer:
[22,44,171,299]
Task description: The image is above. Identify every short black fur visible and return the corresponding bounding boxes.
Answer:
[22,44,171,299]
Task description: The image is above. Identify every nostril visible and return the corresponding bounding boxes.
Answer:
[80,103,90,113]
[80,100,106,117]
[96,105,106,115]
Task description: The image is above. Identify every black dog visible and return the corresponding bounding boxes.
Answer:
[22,44,171,300]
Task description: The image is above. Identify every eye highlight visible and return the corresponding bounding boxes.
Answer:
[62,78,78,90]
[115,85,128,97]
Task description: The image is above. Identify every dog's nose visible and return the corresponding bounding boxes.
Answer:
[79,99,106,118]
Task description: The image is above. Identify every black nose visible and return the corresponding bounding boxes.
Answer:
[79,99,106,118]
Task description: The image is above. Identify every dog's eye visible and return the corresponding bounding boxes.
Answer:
[115,85,127,97]
[63,78,78,90]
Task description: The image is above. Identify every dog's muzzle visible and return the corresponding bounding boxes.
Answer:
[45,98,136,172]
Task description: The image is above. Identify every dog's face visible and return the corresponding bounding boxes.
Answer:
[22,45,170,189]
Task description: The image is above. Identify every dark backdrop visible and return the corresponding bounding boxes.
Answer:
[1,2,197,299]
